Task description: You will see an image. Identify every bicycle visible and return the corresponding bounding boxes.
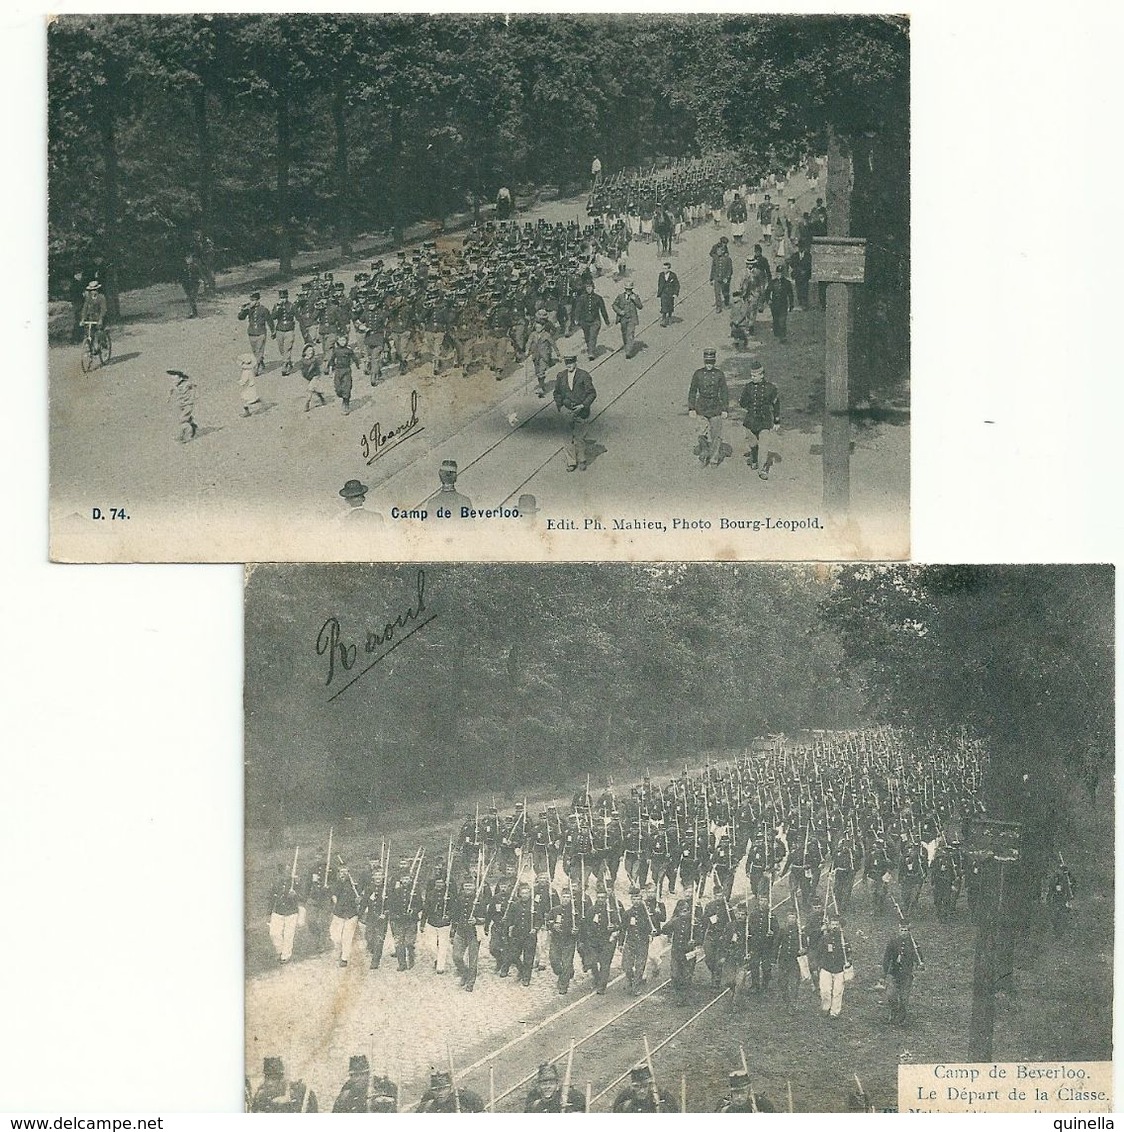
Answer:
[80,320,112,372]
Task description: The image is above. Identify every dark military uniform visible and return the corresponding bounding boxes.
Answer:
[249,1057,317,1112]
[333,1055,398,1113]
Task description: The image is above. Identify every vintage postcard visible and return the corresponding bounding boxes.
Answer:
[244,563,1111,1112]
[48,13,908,562]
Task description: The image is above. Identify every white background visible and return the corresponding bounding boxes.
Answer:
[2,0,1121,1113]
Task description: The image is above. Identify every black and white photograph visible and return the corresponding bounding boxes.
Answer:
[243,562,1112,1113]
[48,13,909,563]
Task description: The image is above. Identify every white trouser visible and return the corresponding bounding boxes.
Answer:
[819,968,845,1016]
[330,914,358,962]
[429,924,451,972]
[269,912,298,961]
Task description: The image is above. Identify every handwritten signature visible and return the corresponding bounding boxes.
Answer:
[316,568,435,698]
[361,389,423,464]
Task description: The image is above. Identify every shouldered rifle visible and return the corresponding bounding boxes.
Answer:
[442,836,454,921]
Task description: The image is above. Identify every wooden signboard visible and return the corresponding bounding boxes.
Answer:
[811,236,867,284]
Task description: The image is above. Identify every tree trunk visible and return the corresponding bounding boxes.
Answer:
[387,106,404,230]
[98,111,121,322]
[331,81,351,257]
[193,86,213,242]
[276,92,292,279]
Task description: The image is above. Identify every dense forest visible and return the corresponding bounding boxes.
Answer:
[48,14,909,390]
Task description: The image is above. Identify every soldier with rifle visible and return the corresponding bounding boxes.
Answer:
[583,876,624,994]
[389,851,424,971]
[267,851,301,964]
[415,1069,485,1113]
[332,1054,398,1112]
[451,870,491,992]
[548,877,587,994]
[775,908,809,1012]
[882,918,925,1027]
[422,842,455,974]
[702,882,735,990]
[621,884,664,995]
[361,851,390,970]
[329,863,362,968]
[525,1059,584,1113]
[663,891,703,1006]
[503,879,543,986]
[249,1057,317,1112]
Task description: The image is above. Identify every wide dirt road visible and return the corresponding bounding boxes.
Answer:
[50,173,908,562]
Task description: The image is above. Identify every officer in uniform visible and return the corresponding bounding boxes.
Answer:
[249,1057,317,1112]
[332,1054,399,1112]
[739,360,781,478]
[429,458,474,517]
[656,260,680,327]
[525,1062,584,1112]
[237,291,275,375]
[688,348,730,467]
[272,289,297,375]
[415,1070,485,1113]
[775,909,808,1011]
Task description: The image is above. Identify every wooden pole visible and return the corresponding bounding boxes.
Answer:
[823,125,852,515]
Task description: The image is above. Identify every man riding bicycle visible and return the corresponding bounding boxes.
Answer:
[80,280,109,347]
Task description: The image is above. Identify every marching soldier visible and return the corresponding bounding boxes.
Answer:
[271,289,297,375]
[422,862,454,974]
[249,1057,317,1112]
[688,348,730,467]
[621,885,664,995]
[389,856,424,971]
[487,872,515,973]
[702,887,734,990]
[415,1069,485,1113]
[237,291,275,375]
[450,874,490,992]
[883,921,924,1027]
[502,880,542,986]
[267,860,301,964]
[747,894,780,994]
[329,864,361,967]
[525,1062,584,1112]
[930,846,957,922]
[814,912,850,1018]
[583,877,624,994]
[715,1069,774,1112]
[548,878,588,994]
[303,853,331,952]
[361,857,390,969]
[663,895,704,1006]
[612,1065,666,1113]
[775,909,809,1011]
[332,1054,399,1112]
[899,842,928,917]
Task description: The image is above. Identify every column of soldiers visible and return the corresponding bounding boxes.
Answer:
[234,157,755,399]
[261,726,1078,1109]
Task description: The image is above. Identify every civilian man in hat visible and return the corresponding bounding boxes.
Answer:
[553,354,597,472]
[249,1056,317,1112]
[739,361,781,479]
[237,291,275,376]
[525,1062,585,1112]
[272,289,297,375]
[688,349,730,467]
[612,1065,666,1112]
[428,458,474,517]
[338,478,383,525]
[612,279,644,358]
[571,278,610,360]
[882,921,924,1026]
[333,1054,399,1112]
[656,260,680,327]
[415,1069,485,1112]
